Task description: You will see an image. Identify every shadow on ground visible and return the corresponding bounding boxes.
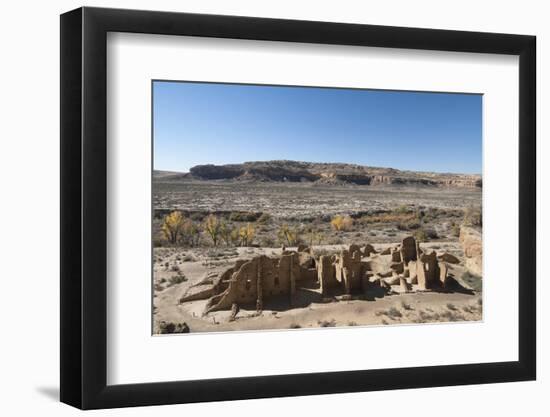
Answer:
[35,386,59,401]
[253,275,476,312]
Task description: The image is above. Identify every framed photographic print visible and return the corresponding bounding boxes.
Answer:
[60,6,536,410]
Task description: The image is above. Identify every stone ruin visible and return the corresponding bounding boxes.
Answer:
[179,236,458,314]
[180,247,316,314]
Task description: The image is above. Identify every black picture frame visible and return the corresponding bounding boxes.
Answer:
[60,6,536,410]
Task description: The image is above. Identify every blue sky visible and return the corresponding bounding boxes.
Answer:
[153,81,482,174]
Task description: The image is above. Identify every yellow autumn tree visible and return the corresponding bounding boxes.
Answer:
[161,211,186,244]
[331,215,353,231]
[203,214,222,246]
[239,223,255,246]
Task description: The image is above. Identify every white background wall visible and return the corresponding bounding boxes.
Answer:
[0,0,546,415]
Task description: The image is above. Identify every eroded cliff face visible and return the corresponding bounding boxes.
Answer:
[180,160,481,188]
[189,164,243,180]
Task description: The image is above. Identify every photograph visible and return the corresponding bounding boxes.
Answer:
[151,81,483,334]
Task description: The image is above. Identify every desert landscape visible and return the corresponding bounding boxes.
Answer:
[152,161,483,334]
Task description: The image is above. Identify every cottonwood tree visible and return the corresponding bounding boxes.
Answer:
[203,214,222,246]
[183,219,201,247]
[239,223,255,246]
[277,224,299,246]
[161,211,186,245]
[219,221,235,246]
[307,228,324,246]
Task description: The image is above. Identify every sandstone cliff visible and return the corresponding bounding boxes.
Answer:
[174,160,482,188]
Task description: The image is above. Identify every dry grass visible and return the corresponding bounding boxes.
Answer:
[358,212,416,225]
[376,306,403,319]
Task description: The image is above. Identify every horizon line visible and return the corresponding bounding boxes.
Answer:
[153,159,482,177]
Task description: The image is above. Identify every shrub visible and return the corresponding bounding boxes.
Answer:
[451,223,461,237]
[463,207,482,227]
[425,228,439,239]
[168,274,187,285]
[462,305,474,313]
[387,307,403,318]
[277,224,300,246]
[417,310,441,322]
[414,228,438,242]
[393,205,409,214]
[461,271,482,292]
[306,228,324,246]
[406,221,421,230]
[328,237,344,245]
[219,221,235,246]
[317,319,337,327]
[229,211,260,222]
[260,237,276,247]
[440,310,466,322]
[376,307,403,319]
[396,223,408,231]
[257,213,272,224]
[158,321,190,334]
[331,215,353,231]
[189,212,205,222]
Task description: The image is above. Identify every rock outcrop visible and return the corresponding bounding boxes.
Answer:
[459,226,482,276]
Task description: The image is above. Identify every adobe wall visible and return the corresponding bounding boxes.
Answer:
[318,255,337,295]
[206,252,306,313]
[207,257,262,312]
[335,249,365,293]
